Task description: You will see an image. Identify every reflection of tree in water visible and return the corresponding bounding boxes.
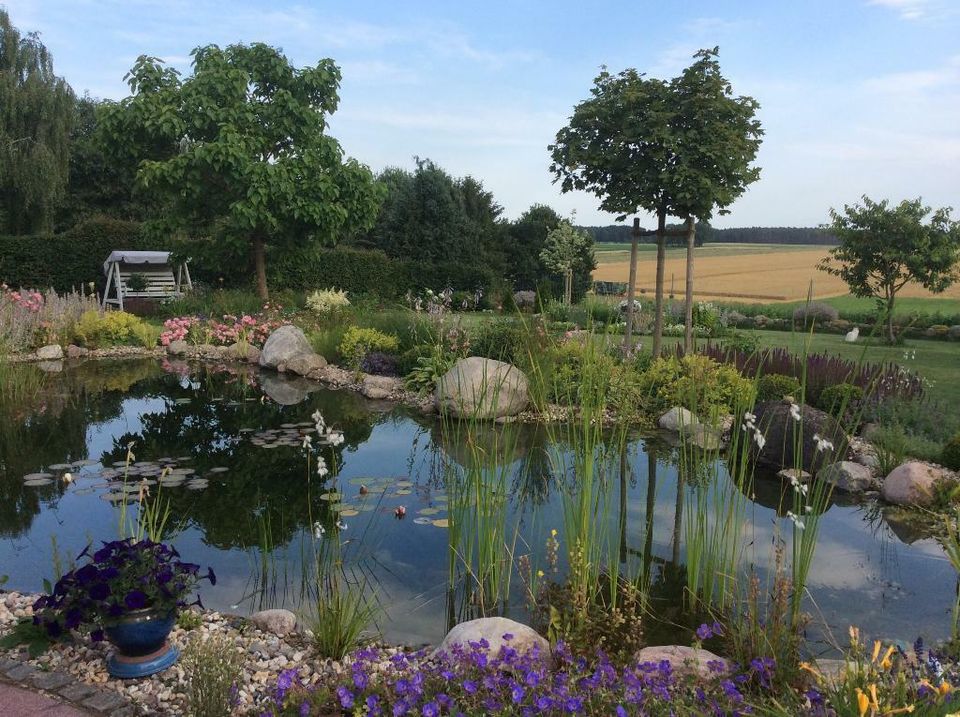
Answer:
[0,361,161,537]
[97,365,384,550]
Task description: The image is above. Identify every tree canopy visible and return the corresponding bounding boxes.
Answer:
[98,43,382,298]
[0,9,74,234]
[540,219,594,305]
[819,196,960,343]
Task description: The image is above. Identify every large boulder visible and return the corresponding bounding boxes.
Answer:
[259,325,314,370]
[166,340,189,356]
[435,357,529,419]
[881,461,951,507]
[282,352,328,376]
[819,461,878,493]
[435,617,548,659]
[659,407,699,432]
[249,608,297,637]
[36,344,63,360]
[635,645,727,679]
[753,400,848,475]
[362,374,401,400]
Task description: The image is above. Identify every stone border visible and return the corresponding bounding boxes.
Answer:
[0,655,135,715]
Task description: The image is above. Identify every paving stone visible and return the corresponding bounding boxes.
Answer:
[0,656,20,672]
[4,662,37,681]
[109,706,140,717]
[30,669,74,691]
[58,681,98,702]
[82,690,128,713]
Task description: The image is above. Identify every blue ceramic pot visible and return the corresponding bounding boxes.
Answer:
[104,609,178,678]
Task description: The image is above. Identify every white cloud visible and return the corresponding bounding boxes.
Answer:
[864,54,960,93]
[867,0,932,19]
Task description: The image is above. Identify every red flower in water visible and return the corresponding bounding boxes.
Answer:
[394,506,406,520]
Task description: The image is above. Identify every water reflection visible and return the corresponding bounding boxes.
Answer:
[0,359,954,648]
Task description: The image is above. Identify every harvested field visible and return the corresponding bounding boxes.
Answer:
[592,244,960,303]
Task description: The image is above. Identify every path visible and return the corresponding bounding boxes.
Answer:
[0,680,91,715]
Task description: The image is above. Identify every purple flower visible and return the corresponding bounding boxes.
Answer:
[123,590,148,610]
[421,702,439,717]
[462,680,477,694]
[511,683,525,703]
[696,623,714,641]
[337,686,354,709]
[502,632,514,641]
[89,583,110,601]
[299,701,310,717]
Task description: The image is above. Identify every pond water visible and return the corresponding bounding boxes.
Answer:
[0,358,955,653]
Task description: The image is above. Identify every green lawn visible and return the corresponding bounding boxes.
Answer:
[721,294,960,320]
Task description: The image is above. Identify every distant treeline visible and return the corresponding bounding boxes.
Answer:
[579,223,838,246]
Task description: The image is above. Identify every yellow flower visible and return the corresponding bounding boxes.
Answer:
[869,683,879,710]
[940,681,953,696]
[551,529,558,538]
[856,688,869,717]
[871,640,882,662]
[536,570,544,578]
[880,645,896,670]
[799,661,823,679]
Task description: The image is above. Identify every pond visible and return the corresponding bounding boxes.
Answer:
[0,358,954,653]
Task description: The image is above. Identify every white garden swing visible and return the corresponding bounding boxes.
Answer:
[101,251,192,311]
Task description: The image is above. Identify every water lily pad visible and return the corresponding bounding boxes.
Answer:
[23,472,54,481]
[208,467,229,473]
[100,492,128,503]
[72,487,96,496]
[23,478,54,486]
[413,517,434,525]
[417,507,441,516]
[48,463,73,471]
[176,456,191,462]
[348,477,371,485]
[186,481,209,490]
[71,459,97,467]
[174,398,191,404]
[112,461,129,467]
[319,492,342,501]
[357,504,377,512]
[395,480,413,488]
[280,423,297,428]
[395,489,412,496]
[431,519,449,528]
[339,509,360,517]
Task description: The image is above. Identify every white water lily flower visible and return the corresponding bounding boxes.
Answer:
[336,520,347,531]
[789,403,802,422]
[301,434,313,449]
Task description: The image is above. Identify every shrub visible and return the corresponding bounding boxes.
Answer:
[309,326,350,364]
[943,435,960,471]
[872,425,942,465]
[792,301,839,325]
[817,382,864,414]
[470,319,529,366]
[306,288,350,316]
[756,373,802,402]
[636,355,755,419]
[74,310,158,348]
[181,633,244,717]
[692,301,723,335]
[543,300,570,323]
[359,351,398,377]
[1,285,100,351]
[338,327,399,370]
[582,297,618,324]
[403,344,456,394]
[723,330,761,354]
[547,340,616,405]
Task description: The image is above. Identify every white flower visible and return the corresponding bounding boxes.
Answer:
[313,522,325,539]
[786,511,805,530]
[301,435,313,449]
[812,433,834,453]
[316,456,329,477]
[336,520,347,531]
[789,403,802,422]
[805,505,813,513]
[753,429,766,450]
[743,411,757,423]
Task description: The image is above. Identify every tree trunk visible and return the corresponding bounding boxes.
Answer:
[886,288,896,345]
[652,210,667,358]
[564,270,573,305]
[623,218,641,357]
[253,235,269,301]
[683,216,697,354]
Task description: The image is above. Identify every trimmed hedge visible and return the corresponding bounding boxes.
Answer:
[0,217,153,292]
[269,246,498,299]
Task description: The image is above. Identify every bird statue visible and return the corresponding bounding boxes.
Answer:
[845,326,860,343]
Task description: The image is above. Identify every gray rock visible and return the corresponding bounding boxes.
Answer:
[659,406,699,432]
[259,373,319,406]
[881,461,951,507]
[680,423,723,450]
[753,400,848,475]
[362,375,400,400]
[66,345,89,359]
[819,461,877,492]
[36,344,63,360]
[225,342,261,363]
[635,645,727,678]
[777,468,812,483]
[249,608,297,637]
[259,325,314,370]
[948,325,960,341]
[167,340,189,356]
[435,617,549,659]
[513,290,536,308]
[435,357,529,419]
[282,352,328,376]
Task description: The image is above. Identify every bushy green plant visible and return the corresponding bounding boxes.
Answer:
[161,288,266,320]
[73,310,158,348]
[692,301,724,335]
[309,582,380,660]
[470,319,529,366]
[581,297,618,324]
[543,300,570,323]
[942,434,960,471]
[873,396,960,447]
[723,330,761,355]
[309,326,350,363]
[306,288,350,316]
[636,354,755,419]
[404,344,456,394]
[547,339,616,405]
[181,633,244,717]
[756,373,802,402]
[872,425,942,466]
[817,382,864,414]
[338,326,399,369]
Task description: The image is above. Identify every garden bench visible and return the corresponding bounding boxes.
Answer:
[101,251,192,311]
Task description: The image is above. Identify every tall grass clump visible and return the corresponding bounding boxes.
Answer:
[181,633,244,717]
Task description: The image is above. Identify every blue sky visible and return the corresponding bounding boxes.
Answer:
[6,0,959,227]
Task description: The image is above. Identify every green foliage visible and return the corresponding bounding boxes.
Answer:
[74,310,158,348]
[817,382,864,414]
[792,301,839,325]
[338,326,399,370]
[756,373,802,402]
[0,10,75,234]
[540,220,596,305]
[723,330,761,354]
[125,273,148,292]
[820,196,960,343]
[469,319,529,367]
[636,354,755,418]
[872,425,942,467]
[0,618,54,658]
[0,217,148,292]
[176,609,203,631]
[160,288,265,320]
[403,344,456,394]
[98,45,382,297]
[309,581,380,660]
[942,435,960,471]
[547,339,616,405]
[181,633,244,717]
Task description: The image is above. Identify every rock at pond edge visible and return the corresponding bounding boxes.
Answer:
[435,357,529,419]
[249,608,297,637]
[435,617,549,659]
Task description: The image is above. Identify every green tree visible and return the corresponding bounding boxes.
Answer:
[819,196,960,344]
[507,204,562,290]
[550,48,761,354]
[99,44,381,298]
[0,9,74,234]
[540,219,594,305]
